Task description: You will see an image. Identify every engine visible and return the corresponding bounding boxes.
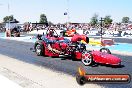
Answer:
[68,43,86,52]
[76,43,86,52]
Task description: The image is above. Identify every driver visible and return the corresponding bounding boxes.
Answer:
[47,29,54,37]
[46,28,62,54]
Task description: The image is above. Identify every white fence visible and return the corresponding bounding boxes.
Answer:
[29,29,132,37]
[29,30,84,35]
[83,30,132,37]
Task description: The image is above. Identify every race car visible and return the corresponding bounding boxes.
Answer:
[34,28,121,66]
[60,28,77,37]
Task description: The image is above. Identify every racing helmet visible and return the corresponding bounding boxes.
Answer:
[47,29,54,37]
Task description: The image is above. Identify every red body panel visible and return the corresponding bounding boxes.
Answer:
[42,42,60,57]
[91,51,121,65]
[74,51,82,59]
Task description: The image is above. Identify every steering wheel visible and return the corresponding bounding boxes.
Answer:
[46,28,59,37]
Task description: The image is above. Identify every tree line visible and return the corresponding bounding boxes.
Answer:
[90,14,131,27]
[2,13,132,26]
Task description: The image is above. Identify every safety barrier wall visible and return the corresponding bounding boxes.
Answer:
[83,30,132,37]
[29,29,132,37]
[29,30,84,35]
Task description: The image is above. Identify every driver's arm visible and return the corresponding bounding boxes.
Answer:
[47,43,64,54]
[71,34,89,43]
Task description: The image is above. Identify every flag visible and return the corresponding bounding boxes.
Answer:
[64,12,67,15]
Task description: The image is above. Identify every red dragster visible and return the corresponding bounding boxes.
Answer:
[34,28,121,66]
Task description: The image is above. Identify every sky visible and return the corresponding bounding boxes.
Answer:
[0,0,132,23]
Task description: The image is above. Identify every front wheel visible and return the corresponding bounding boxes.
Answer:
[81,52,93,66]
[35,44,44,56]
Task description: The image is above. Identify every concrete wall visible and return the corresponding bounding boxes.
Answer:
[29,29,132,37]
[29,29,84,35]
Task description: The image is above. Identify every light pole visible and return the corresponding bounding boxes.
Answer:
[8,3,10,31]
[67,0,70,23]
[99,17,104,39]
[65,0,70,27]
[5,2,11,37]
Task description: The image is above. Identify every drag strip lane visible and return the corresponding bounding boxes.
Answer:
[0,39,132,88]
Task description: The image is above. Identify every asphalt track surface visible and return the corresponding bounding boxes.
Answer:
[0,39,132,88]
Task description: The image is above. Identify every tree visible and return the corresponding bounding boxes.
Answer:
[103,15,113,28]
[3,15,14,22]
[90,14,99,26]
[122,17,130,23]
[39,14,48,23]
[104,15,113,25]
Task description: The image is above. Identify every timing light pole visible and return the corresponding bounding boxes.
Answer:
[99,17,104,39]
[8,3,10,30]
